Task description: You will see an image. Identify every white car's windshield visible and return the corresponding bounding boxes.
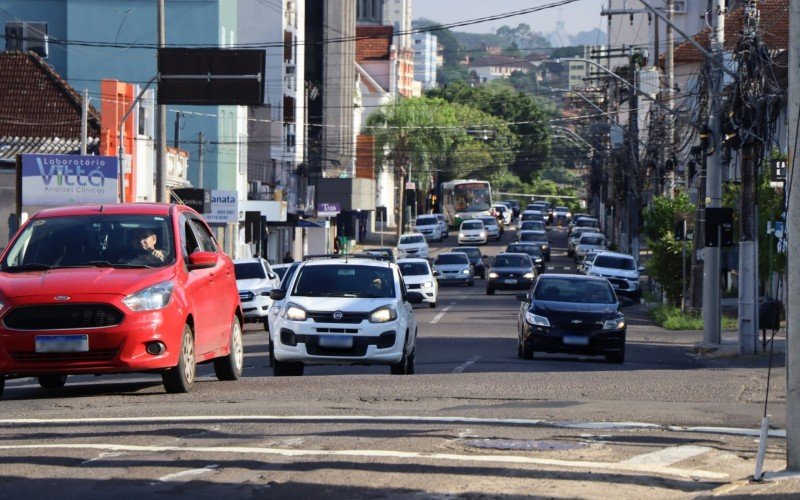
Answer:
[292,265,396,298]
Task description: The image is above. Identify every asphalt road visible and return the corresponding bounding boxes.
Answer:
[0,225,796,498]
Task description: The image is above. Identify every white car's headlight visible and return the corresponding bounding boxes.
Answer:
[369,306,397,323]
[479,231,486,237]
[523,272,535,279]
[122,281,173,311]
[284,304,307,321]
[488,272,499,278]
[461,269,471,274]
[459,233,465,238]
[525,311,550,327]
[421,281,433,288]
[603,318,626,330]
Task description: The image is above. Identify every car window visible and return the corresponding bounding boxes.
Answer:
[188,218,217,252]
[492,255,531,267]
[478,217,496,226]
[508,245,542,256]
[280,262,300,288]
[292,264,396,298]
[273,266,289,280]
[435,254,468,265]
[399,235,425,244]
[535,278,616,303]
[580,236,604,245]
[2,214,174,270]
[234,262,266,280]
[416,216,437,225]
[399,261,429,276]
[461,221,483,230]
[452,248,479,258]
[594,255,636,270]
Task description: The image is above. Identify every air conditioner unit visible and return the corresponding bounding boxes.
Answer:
[5,21,48,58]
[672,1,687,14]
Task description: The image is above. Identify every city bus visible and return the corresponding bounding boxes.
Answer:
[440,179,492,228]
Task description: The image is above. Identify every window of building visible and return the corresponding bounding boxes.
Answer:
[357,0,383,23]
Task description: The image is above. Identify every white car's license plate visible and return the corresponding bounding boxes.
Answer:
[318,335,353,349]
[505,279,517,284]
[35,335,89,353]
[563,335,589,346]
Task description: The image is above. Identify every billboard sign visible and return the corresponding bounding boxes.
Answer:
[318,202,341,217]
[173,188,209,213]
[21,154,119,206]
[205,190,238,224]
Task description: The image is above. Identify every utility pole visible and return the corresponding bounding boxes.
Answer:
[665,0,675,197]
[702,0,725,346]
[785,0,800,472]
[198,131,204,188]
[627,50,640,260]
[155,0,168,203]
[738,1,760,355]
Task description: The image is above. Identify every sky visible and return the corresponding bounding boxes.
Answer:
[413,0,606,37]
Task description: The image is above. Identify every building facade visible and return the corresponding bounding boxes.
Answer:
[412,32,437,91]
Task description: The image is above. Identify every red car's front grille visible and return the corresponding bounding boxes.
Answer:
[3,304,125,330]
[8,348,120,364]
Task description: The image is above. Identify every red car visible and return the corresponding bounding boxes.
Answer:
[0,203,244,397]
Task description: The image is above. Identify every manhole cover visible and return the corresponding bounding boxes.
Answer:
[464,439,589,452]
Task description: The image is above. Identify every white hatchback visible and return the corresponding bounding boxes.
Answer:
[233,258,281,330]
[458,219,487,245]
[396,233,429,259]
[397,258,438,308]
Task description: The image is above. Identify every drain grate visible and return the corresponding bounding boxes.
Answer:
[464,438,589,452]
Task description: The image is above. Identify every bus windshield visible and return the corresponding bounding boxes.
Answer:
[454,185,491,212]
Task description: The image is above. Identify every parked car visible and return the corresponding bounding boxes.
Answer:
[396,233,429,259]
[486,252,536,295]
[506,243,545,275]
[477,216,502,241]
[449,246,487,278]
[234,258,281,330]
[574,232,607,262]
[516,274,631,363]
[585,251,644,302]
[414,214,444,242]
[0,203,244,397]
[269,255,423,376]
[398,258,438,308]
[432,252,474,287]
[434,213,450,239]
[458,219,487,246]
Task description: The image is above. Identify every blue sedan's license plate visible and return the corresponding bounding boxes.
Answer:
[35,335,89,353]
[563,335,589,346]
[505,279,517,284]
[318,335,353,349]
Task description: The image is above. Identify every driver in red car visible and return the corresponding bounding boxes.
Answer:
[123,228,165,264]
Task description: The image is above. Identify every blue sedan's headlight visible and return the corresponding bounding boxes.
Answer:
[603,318,625,330]
[525,311,550,327]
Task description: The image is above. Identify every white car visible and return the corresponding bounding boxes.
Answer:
[397,258,438,308]
[269,255,423,375]
[434,213,450,239]
[414,214,444,242]
[396,233,429,259]
[586,251,644,302]
[477,216,501,241]
[574,232,606,262]
[233,258,281,330]
[458,219,487,245]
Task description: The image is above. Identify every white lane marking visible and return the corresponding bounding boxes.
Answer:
[452,356,481,374]
[430,306,452,324]
[0,415,786,438]
[81,451,128,464]
[563,266,571,270]
[158,464,218,482]
[621,445,712,467]
[0,443,727,480]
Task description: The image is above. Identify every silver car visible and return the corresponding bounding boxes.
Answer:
[433,252,474,287]
[234,258,281,330]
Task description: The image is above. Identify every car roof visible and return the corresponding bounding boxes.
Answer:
[33,202,174,218]
[397,258,430,264]
[494,252,530,258]
[271,263,291,269]
[233,258,266,264]
[436,252,469,259]
[399,232,425,238]
[593,251,634,259]
[578,232,605,238]
[461,219,484,224]
[301,256,397,268]
[538,273,609,283]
